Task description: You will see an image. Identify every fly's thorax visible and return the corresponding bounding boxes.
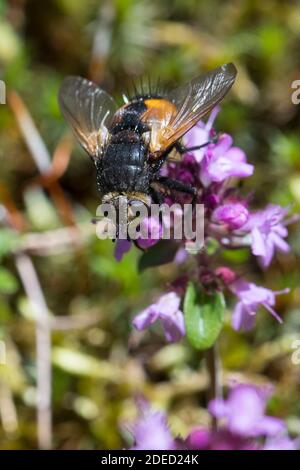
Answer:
[110,100,149,135]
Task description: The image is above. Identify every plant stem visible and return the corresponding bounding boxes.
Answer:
[205,343,222,431]
[15,253,52,449]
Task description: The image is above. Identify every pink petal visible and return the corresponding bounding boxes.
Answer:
[208,398,228,418]
[256,416,285,437]
[225,147,247,163]
[160,309,185,342]
[232,302,256,331]
[132,308,159,330]
[213,134,233,157]
[251,227,267,256]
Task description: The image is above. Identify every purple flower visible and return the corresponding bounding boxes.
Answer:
[215,266,237,286]
[184,106,220,162]
[136,216,163,250]
[114,217,162,260]
[185,428,211,449]
[186,428,255,450]
[132,292,185,342]
[114,239,132,261]
[212,202,249,230]
[125,389,299,451]
[174,247,189,264]
[263,435,300,450]
[242,204,290,268]
[200,134,254,187]
[230,279,289,330]
[209,384,285,438]
[129,401,175,450]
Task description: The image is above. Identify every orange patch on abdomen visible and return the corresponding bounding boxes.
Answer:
[143,98,177,121]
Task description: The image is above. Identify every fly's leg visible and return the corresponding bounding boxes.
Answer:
[150,186,165,205]
[156,176,198,209]
[175,134,218,154]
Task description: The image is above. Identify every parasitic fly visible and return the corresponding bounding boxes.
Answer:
[58,63,237,230]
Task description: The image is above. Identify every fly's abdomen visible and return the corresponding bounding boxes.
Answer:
[97,140,149,193]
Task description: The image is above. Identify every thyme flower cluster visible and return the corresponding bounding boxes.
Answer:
[117,107,292,341]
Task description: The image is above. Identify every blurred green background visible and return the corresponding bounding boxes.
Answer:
[0,0,300,450]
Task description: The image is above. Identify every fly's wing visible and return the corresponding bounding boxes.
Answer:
[144,63,237,156]
[58,76,117,158]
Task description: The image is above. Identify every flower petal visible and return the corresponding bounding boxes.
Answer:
[114,239,132,261]
[255,416,286,437]
[160,309,185,342]
[251,227,267,256]
[208,398,228,418]
[232,301,256,331]
[132,307,159,330]
[130,403,175,450]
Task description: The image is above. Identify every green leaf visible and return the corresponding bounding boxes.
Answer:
[205,237,220,256]
[184,282,225,350]
[221,248,249,263]
[138,240,179,272]
[0,267,18,294]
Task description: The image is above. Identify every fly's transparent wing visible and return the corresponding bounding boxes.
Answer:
[58,76,117,158]
[144,63,237,155]
[165,63,237,144]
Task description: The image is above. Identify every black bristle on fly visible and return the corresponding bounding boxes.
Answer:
[128,76,165,101]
